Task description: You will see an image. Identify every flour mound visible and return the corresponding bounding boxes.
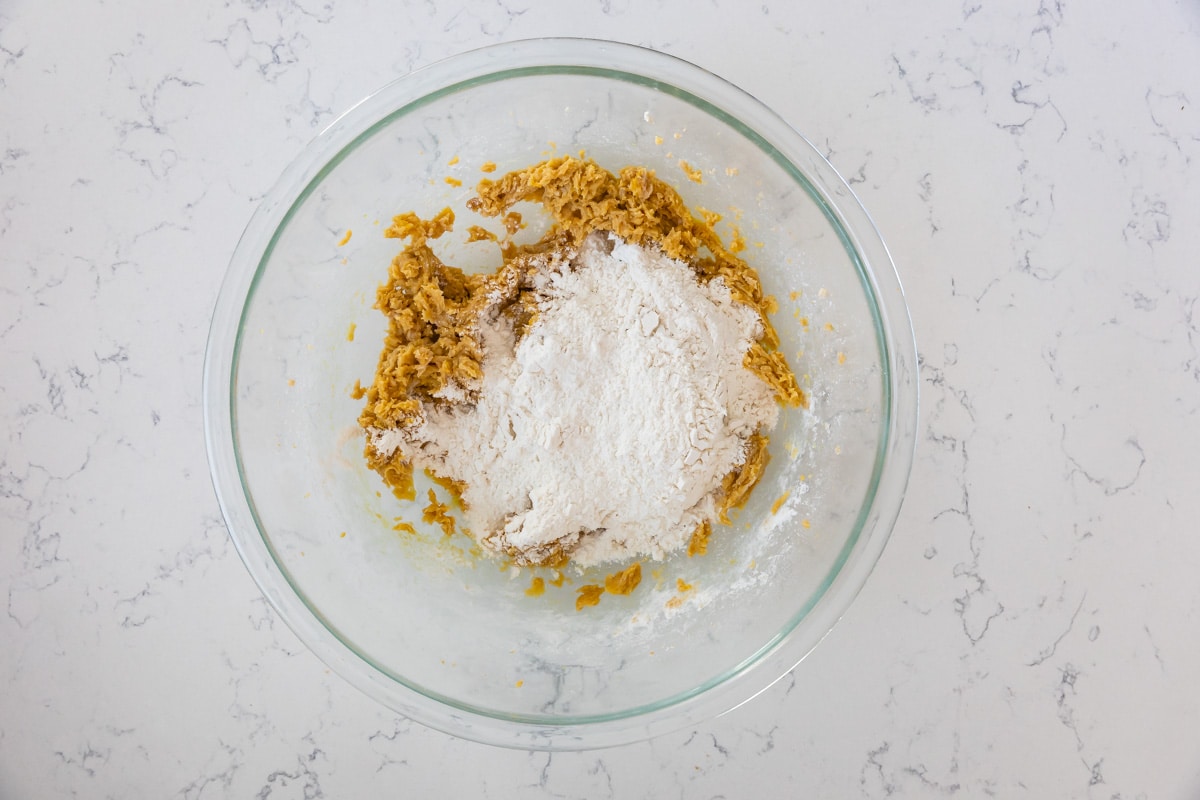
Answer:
[372,232,778,567]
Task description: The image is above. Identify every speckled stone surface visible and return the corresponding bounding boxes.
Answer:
[3,0,1198,796]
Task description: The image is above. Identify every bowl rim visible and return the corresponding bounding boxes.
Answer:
[203,36,918,750]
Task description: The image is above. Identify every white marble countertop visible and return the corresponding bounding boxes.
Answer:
[4,0,1199,796]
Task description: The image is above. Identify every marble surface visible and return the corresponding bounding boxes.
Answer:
[3,0,1199,796]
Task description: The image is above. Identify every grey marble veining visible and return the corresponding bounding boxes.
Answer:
[2,0,1199,797]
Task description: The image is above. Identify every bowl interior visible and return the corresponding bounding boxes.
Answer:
[225,61,891,730]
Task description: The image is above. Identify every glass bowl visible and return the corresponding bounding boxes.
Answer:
[203,38,917,750]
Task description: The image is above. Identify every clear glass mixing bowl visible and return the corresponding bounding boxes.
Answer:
[203,38,917,749]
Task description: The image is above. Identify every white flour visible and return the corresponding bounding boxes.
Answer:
[370,232,778,567]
